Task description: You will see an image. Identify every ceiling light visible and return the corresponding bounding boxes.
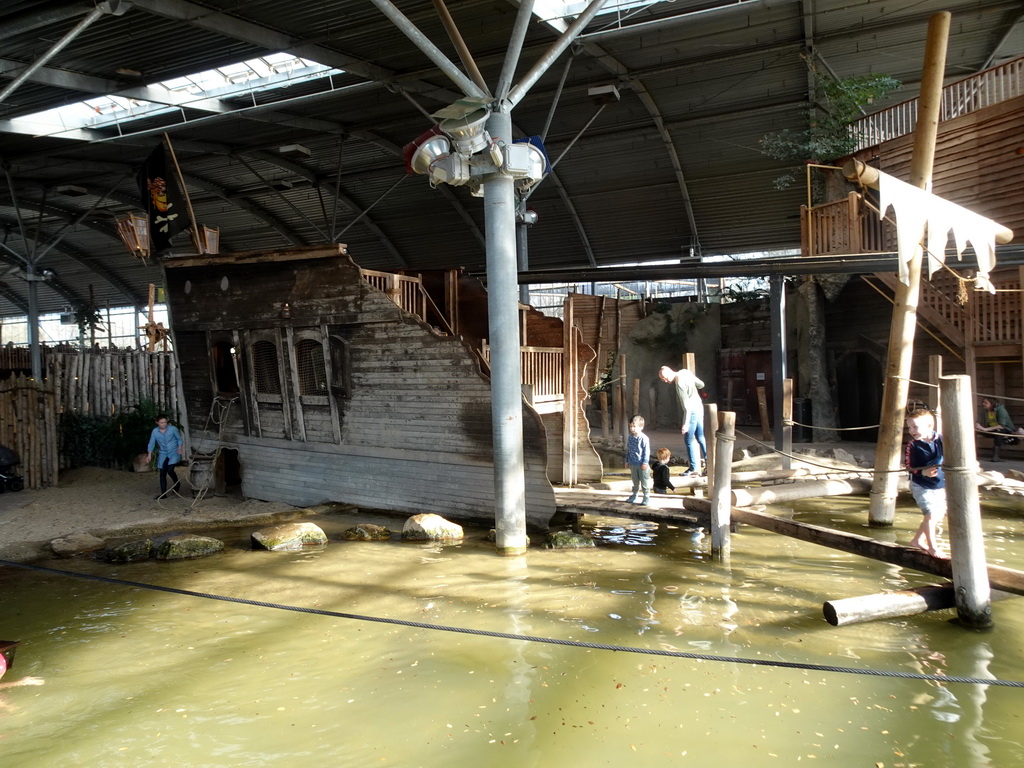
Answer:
[403,127,451,175]
[588,84,620,104]
[439,108,491,155]
[278,144,311,159]
[55,185,88,197]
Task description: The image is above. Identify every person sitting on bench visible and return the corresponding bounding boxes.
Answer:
[975,397,1024,462]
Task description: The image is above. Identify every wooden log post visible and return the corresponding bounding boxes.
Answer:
[929,354,943,433]
[865,12,950,528]
[782,378,793,471]
[618,353,628,444]
[756,386,770,440]
[704,401,718,496]
[599,391,610,439]
[939,373,993,628]
[710,411,735,558]
[732,477,872,506]
[632,378,640,422]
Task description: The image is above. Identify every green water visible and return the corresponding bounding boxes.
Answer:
[1,497,1023,767]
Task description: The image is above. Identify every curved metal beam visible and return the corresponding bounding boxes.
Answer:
[183,174,305,248]
[247,151,408,266]
[0,213,143,309]
[573,40,700,250]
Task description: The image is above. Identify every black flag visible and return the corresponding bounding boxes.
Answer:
[137,142,189,254]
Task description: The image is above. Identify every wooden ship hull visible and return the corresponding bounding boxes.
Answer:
[164,245,559,530]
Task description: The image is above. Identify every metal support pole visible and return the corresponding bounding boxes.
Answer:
[485,110,528,556]
[506,0,608,108]
[769,274,790,469]
[938,374,992,627]
[0,5,108,105]
[495,0,535,101]
[369,0,489,99]
[26,263,41,380]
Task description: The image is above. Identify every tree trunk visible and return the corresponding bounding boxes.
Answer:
[798,277,840,441]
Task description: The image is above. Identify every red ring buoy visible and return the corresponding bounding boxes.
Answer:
[0,652,7,680]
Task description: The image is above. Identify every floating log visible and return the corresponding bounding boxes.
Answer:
[717,503,1024,596]
[823,585,1016,626]
[732,467,810,483]
[731,477,872,506]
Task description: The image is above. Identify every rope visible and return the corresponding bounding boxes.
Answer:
[1,559,1018,690]
[784,418,881,431]
[733,427,920,475]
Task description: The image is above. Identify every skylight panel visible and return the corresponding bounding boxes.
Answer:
[533,0,663,32]
[15,54,342,138]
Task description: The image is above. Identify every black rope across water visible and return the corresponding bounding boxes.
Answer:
[3,559,1021,690]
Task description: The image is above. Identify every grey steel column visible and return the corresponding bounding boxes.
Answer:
[485,110,528,556]
[770,274,788,468]
[26,263,41,380]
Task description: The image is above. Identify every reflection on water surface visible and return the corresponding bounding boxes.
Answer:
[1,496,1023,767]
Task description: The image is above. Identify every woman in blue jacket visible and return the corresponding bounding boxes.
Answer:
[146,414,184,498]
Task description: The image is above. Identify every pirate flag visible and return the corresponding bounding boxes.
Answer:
[137,142,189,254]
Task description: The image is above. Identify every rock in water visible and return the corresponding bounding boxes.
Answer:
[105,539,154,563]
[401,514,464,542]
[251,522,328,551]
[154,535,225,560]
[544,531,595,549]
[341,524,392,541]
[50,533,105,557]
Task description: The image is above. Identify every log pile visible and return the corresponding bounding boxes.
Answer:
[0,374,58,489]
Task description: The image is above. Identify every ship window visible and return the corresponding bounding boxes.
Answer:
[296,339,327,395]
[252,339,281,395]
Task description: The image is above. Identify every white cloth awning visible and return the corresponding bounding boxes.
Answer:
[876,170,1003,293]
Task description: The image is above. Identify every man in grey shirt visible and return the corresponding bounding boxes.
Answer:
[659,365,706,476]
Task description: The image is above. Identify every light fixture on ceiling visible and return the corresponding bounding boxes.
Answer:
[404,127,451,175]
[439,108,491,155]
[278,144,311,160]
[55,184,88,197]
[587,84,620,104]
[115,212,149,261]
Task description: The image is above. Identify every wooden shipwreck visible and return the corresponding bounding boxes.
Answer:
[163,244,600,530]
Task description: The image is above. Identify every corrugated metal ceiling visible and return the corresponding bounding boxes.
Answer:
[0,0,1020,317]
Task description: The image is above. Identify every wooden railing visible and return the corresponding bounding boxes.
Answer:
[359,268,426,322]
[801,192,895,256]
[482,341,564,402]
[971,274,1022,345]
[852,56,1024,151]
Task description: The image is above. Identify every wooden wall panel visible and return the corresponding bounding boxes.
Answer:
[166,247,557,529]
[868,94,1024,243]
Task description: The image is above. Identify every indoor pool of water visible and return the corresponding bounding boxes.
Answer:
[1,494,1022,767]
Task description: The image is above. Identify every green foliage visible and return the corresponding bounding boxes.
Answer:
[760,59,901,189]
[59,399,172,471]
[73,304,104,337]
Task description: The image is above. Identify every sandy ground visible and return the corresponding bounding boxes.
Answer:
[0,465,306,563]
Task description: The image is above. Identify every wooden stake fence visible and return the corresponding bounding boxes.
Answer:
[48,349,179,418]
[0,375,58,489]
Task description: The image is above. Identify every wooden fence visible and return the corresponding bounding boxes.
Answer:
[0,375,58,489]
[48,349,180,419]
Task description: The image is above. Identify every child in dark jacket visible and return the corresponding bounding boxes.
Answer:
[905,408,946,557]
[650,447,675,494]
